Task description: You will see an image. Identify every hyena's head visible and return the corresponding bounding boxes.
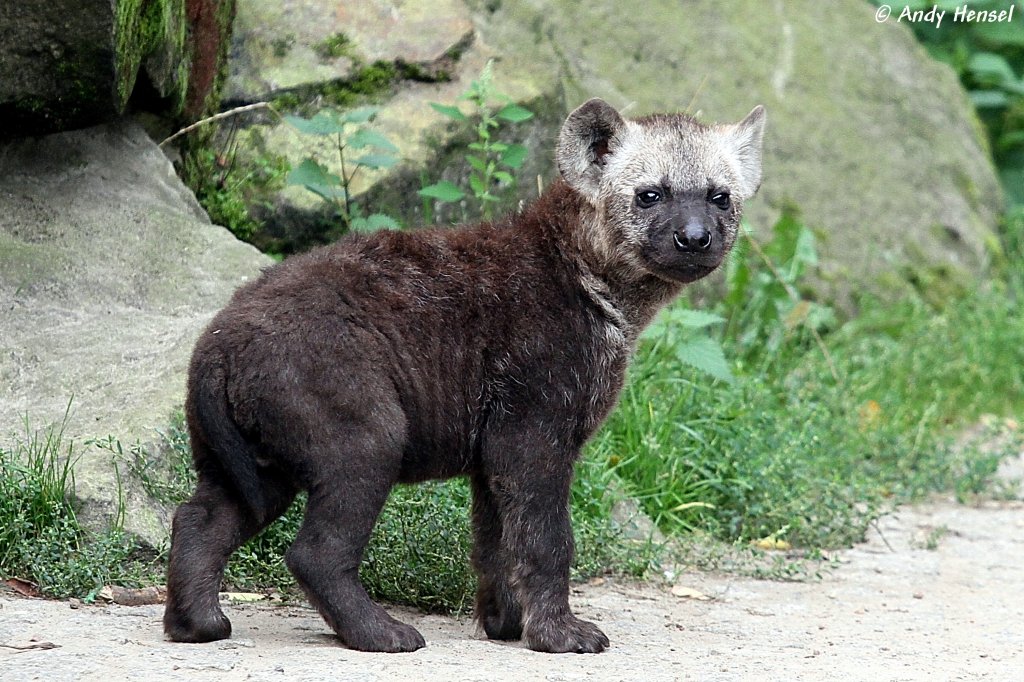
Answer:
[556,98,765,284]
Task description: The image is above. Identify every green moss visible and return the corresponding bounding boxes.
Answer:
[113,0,189,111]
[314,32,356,60]
[270,91,303,111]
[348,61,399,95]
[272,35,295,58]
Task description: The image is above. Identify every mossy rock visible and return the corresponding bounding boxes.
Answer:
[0,0,236,136]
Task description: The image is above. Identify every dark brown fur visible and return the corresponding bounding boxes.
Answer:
[164,99,765,654]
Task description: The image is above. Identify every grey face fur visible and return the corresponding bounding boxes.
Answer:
[556,99,765,284]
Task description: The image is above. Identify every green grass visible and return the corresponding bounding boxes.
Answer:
[0,414,146,598]
[591,216,1024,554]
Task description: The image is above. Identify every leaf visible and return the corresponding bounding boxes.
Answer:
[341,106,379,124]
[675,335,735,384]
[671,585,711,600]
[469,174,487,197]
[304,184,349,203]
[4,577,40,597]
[418,181,465,202]
[286,158,340,188]
[355,153,398,170]
[285,112,345,136]
[496,104,534,123]
[968,52,1017,86]
[998,130,1024,151]
[351,213,401,232]
[219,592,267,603]
[669,308,726,329]
[347,129,398,152]
[493,171,514,184]
[751,536,792,551]
[970,89,1010,108]
[794,226,818,267]
[500,143,529,169]
[466,154,487,173]
[97,585,166,606]
[430,103,467,121]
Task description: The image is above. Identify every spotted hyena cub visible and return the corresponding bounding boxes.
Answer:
[164,98,765,653]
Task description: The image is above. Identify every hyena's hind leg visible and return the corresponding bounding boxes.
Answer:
[163,467,295,643]
[282,418,426,653]
[470,471,523,641]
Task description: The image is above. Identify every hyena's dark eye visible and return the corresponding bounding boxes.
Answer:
[635,190,662,209]
[709,191,731,211]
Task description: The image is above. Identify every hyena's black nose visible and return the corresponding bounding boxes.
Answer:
[673,220,713,253]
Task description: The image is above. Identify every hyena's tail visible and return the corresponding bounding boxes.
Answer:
[188,362,267,518]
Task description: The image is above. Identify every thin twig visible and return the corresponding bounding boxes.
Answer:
[741,225,840,382]
[870,517,895,552]
[159,102,280,147]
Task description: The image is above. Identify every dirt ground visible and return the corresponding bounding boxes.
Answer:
[2,493,1022,682]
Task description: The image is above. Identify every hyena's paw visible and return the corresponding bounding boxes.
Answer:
[524,614,609,654]
[163,608,232,643]
[339,614,426,653]
[477,584,523,641]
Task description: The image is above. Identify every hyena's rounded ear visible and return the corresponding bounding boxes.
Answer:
[556,98,626,199]
[722,105,766,200]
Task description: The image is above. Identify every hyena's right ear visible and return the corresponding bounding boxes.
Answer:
[556,98,625,201]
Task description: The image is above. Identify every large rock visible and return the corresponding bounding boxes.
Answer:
[0,0,237,136]
[0,122,270,543]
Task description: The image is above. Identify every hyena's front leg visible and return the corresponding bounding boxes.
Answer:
[484,427,609,654]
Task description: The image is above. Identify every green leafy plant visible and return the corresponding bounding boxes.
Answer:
[181,128,289,242]
[286,106,402,233]
[419,61,534,220]
[642,307,734,384]
[722,209,836,374]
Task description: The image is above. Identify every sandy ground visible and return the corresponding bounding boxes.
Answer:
[2,495,1023,682]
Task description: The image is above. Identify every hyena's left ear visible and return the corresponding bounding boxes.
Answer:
[721,105,766,200]
[556,98,626,200]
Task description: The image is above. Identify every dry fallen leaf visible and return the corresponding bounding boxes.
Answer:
[858,399,883,431]
[751,537,792,551]
[97,585,166,606]
[3,577,41,598]
[220,592,267,603]
[671,585,711,600]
